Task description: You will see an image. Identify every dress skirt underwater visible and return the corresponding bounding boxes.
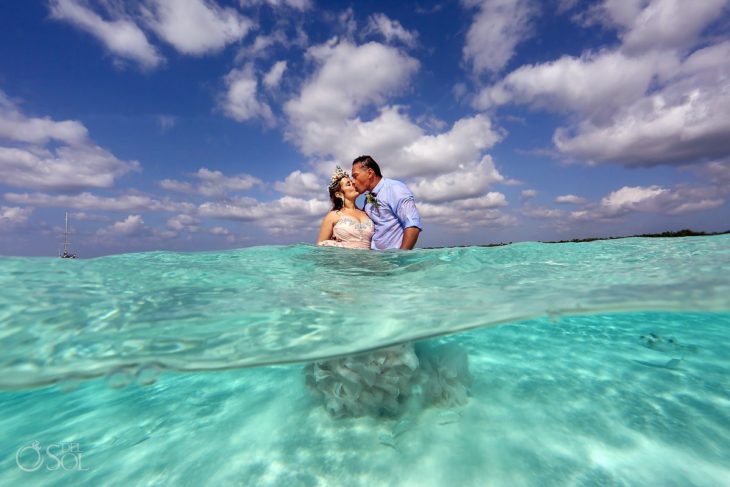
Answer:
[312,215,472,417]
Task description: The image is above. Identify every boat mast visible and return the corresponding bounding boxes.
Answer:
[64,211,70,255]
[59,211,77,258]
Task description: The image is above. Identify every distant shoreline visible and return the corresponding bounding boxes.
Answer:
[541,228,730,244]
[425,229,730,249]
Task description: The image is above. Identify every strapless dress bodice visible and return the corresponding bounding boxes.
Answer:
[318,216,374,249]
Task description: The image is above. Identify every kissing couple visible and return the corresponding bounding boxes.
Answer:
[307,156,472,419]
[317,155,422,251]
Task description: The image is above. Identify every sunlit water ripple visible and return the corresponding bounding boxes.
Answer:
[1,235,728,485]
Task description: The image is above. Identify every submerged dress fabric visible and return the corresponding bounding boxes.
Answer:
[309,214,472,418]
[304,343,473,418]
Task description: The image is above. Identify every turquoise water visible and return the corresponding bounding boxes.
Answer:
[1,236,729,485]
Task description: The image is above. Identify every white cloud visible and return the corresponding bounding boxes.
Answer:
[156,115,177,131]
[283,39,431,179]
[210,226,231,236]
[235,22,309,61]
[396,116,503,179]
[283,39,508,224]
[578,184,726,220]
[49,0,163,69]
[142,0,253,56]
[208,225,244,243]
[94,214,179,245]
[199,195,328,235]
[555,194,588,204]
[597,184,726,217]
[70,211,110,222]
[582,0,645,29]
[237,32,284,59]
[273,170,322,197]
[600,185,668,214]
[478,17,730,167]
[306,110,504,183]
[475,49,676,119]
[557,0,580,14]
[676,39,730,77]
[166,214,200,232]
[520,178,727,225]
[306,107,423,173]
[263,61,287,90]
[159,179,194,193]
[462,0,538,74]
[419,202,515,230]
[0,92,140,192]
[520,189,537,201]
[666,197,725,215]
[586,0,729,54]
[285,39,420,144]
[409,157,505,203]
[199,195,326,221]
[366,13,418,47]
[5,192,193,213]
[0,92,88,145]
[239,0,311,10]
[688,159,730,186]
[553,4,730,168]
[160,168,262,197]
[220,64,274,124]
[553,69,730,165]
[195,168,261,196]
[336,8,358,40]
[451,192,508,209]
[0,206,33,229]
[0,145,140,192]
[522,206,566,219]
[96,214,147,238]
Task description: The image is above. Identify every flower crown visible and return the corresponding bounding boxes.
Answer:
[328,165,349,191]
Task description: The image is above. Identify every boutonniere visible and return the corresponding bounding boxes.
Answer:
[365,192,379,209]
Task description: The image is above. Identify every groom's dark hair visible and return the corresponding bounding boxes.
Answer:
[352,155,382,177]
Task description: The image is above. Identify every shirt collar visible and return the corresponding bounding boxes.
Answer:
[371,178,385,195]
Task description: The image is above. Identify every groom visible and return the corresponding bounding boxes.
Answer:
[351,155,422,250]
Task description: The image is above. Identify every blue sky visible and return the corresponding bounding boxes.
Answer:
[1,0,728,257]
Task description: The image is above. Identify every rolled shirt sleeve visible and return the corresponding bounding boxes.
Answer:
[396,196,422,230]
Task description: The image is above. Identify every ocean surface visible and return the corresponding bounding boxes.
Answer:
[1,235,729,486]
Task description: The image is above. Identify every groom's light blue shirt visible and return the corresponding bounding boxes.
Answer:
[363,178,422,250]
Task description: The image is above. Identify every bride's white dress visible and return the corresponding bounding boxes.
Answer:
[309,214,472,418]
[305,342,472,418]
[317,215,373,249]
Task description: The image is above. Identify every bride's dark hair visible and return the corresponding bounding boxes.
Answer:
[328,166,348,211]
[328,178,345,211]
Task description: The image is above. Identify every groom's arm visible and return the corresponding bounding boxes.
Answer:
[394,192,422,250]
[400,227,421,250]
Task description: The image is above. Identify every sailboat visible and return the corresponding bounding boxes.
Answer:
[60,211,77,259]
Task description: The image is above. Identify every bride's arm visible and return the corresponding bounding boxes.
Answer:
[316,212,337,244]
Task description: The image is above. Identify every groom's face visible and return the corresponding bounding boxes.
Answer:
[351,163,370,194]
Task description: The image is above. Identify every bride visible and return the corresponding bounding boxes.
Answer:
[316,166,373,249]
[306,166,472,418]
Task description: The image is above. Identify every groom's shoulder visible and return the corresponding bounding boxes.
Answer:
[384,177,414,194]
